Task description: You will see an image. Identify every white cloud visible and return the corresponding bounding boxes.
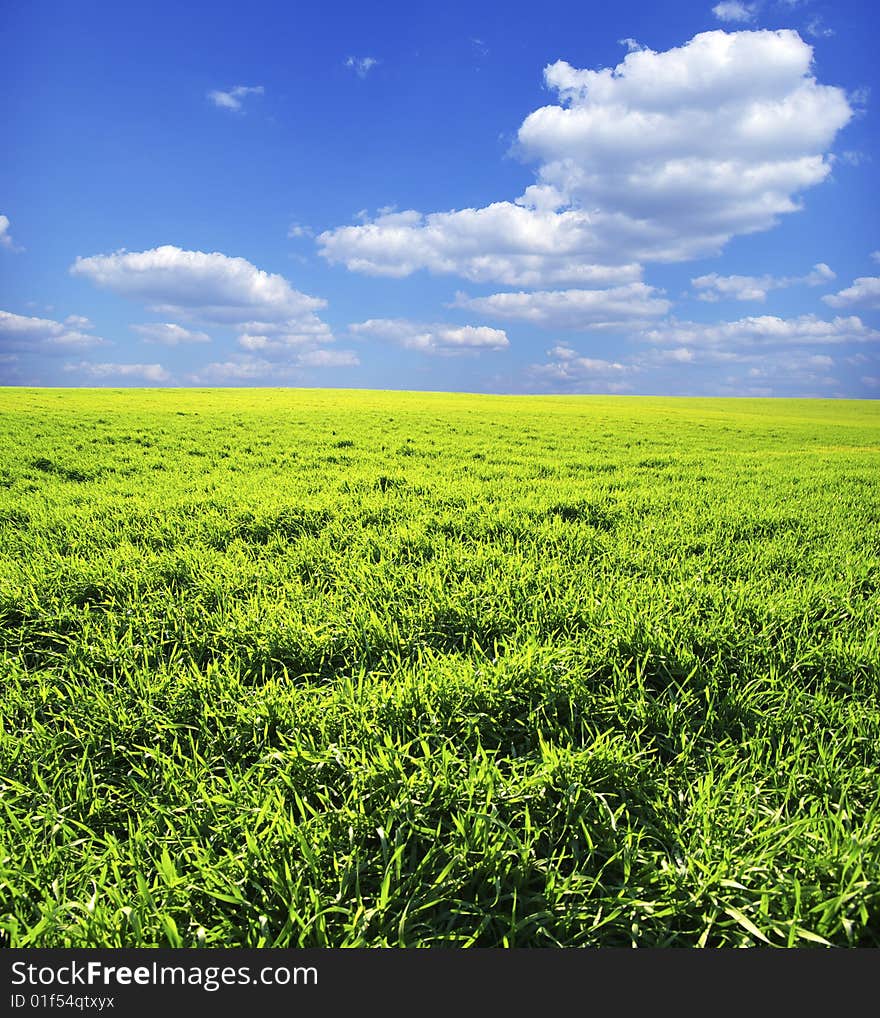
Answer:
[192,348,357,383]
[0,215,22,252]
[63,361,170,382]
[823,276,880,310]
[234,317,338,356]
[64,314,93,329]
[642,314,880,348]
[207,85,264,112]
[806,353,833,368]
[319,204,644,287]
[848,87,870,113]
[520,305,867,393]
[527,330,853,395]
[806,17,834,39]
[319,30,852,285]
[131,322,211,345]
[297,348,360,367]
[287,222,314,239]
[453,283,670,329]
[71,246,323,323]
[839,150,867,166]
[191,357,276,382]
[806,264,837,285]
[345,56,378,78]
[349,318,509,355]
[871,252,880,264]
[647,346,694,363]
[71,245,334,349]
[518,31,852,250]
[712,2,757,24]
[237,330,347,357]
[529,346,634,391]
[691,262,834,301]
[732,354,840,390]
[0,310,106,352]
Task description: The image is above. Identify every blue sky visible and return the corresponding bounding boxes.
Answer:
[1,0,878,395]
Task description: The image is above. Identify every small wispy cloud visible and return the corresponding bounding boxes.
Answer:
[839,150,868,167]
[206,85,265,113]
[345,56,378,78]
[692,263,835,302]
[349,318,508,355]
[806,15,834,38]
[712,1,757,23]
[64,361,171,382]
[529,345,634,392]
[190,348,357,384]
[64,315,93,330]
[848,86,870,113]
[453,284,670,330]
[0,214,23,252]
[131,322,211,345]
[297,348,359,367]
[287,222,314,239]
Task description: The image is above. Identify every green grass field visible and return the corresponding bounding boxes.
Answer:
[1,387,878,947]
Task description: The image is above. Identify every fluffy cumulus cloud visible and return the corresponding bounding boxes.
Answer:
[131,322,211,345]
[518,31,852,256]
[453,283,670,329]
[71,245,336,362]
[319,30,852,285]
[691,262,834,301]
[0,310,106,353]
[71,246,326,325]
[235,318,339,355]
[206,85,264,112]
[349,318,509,355]
[319,206,643,287]
[641,313,880,349]
[63,361,171,382]
[71,246,347,373]
[822,276,880,310]
[0,214,22,251]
